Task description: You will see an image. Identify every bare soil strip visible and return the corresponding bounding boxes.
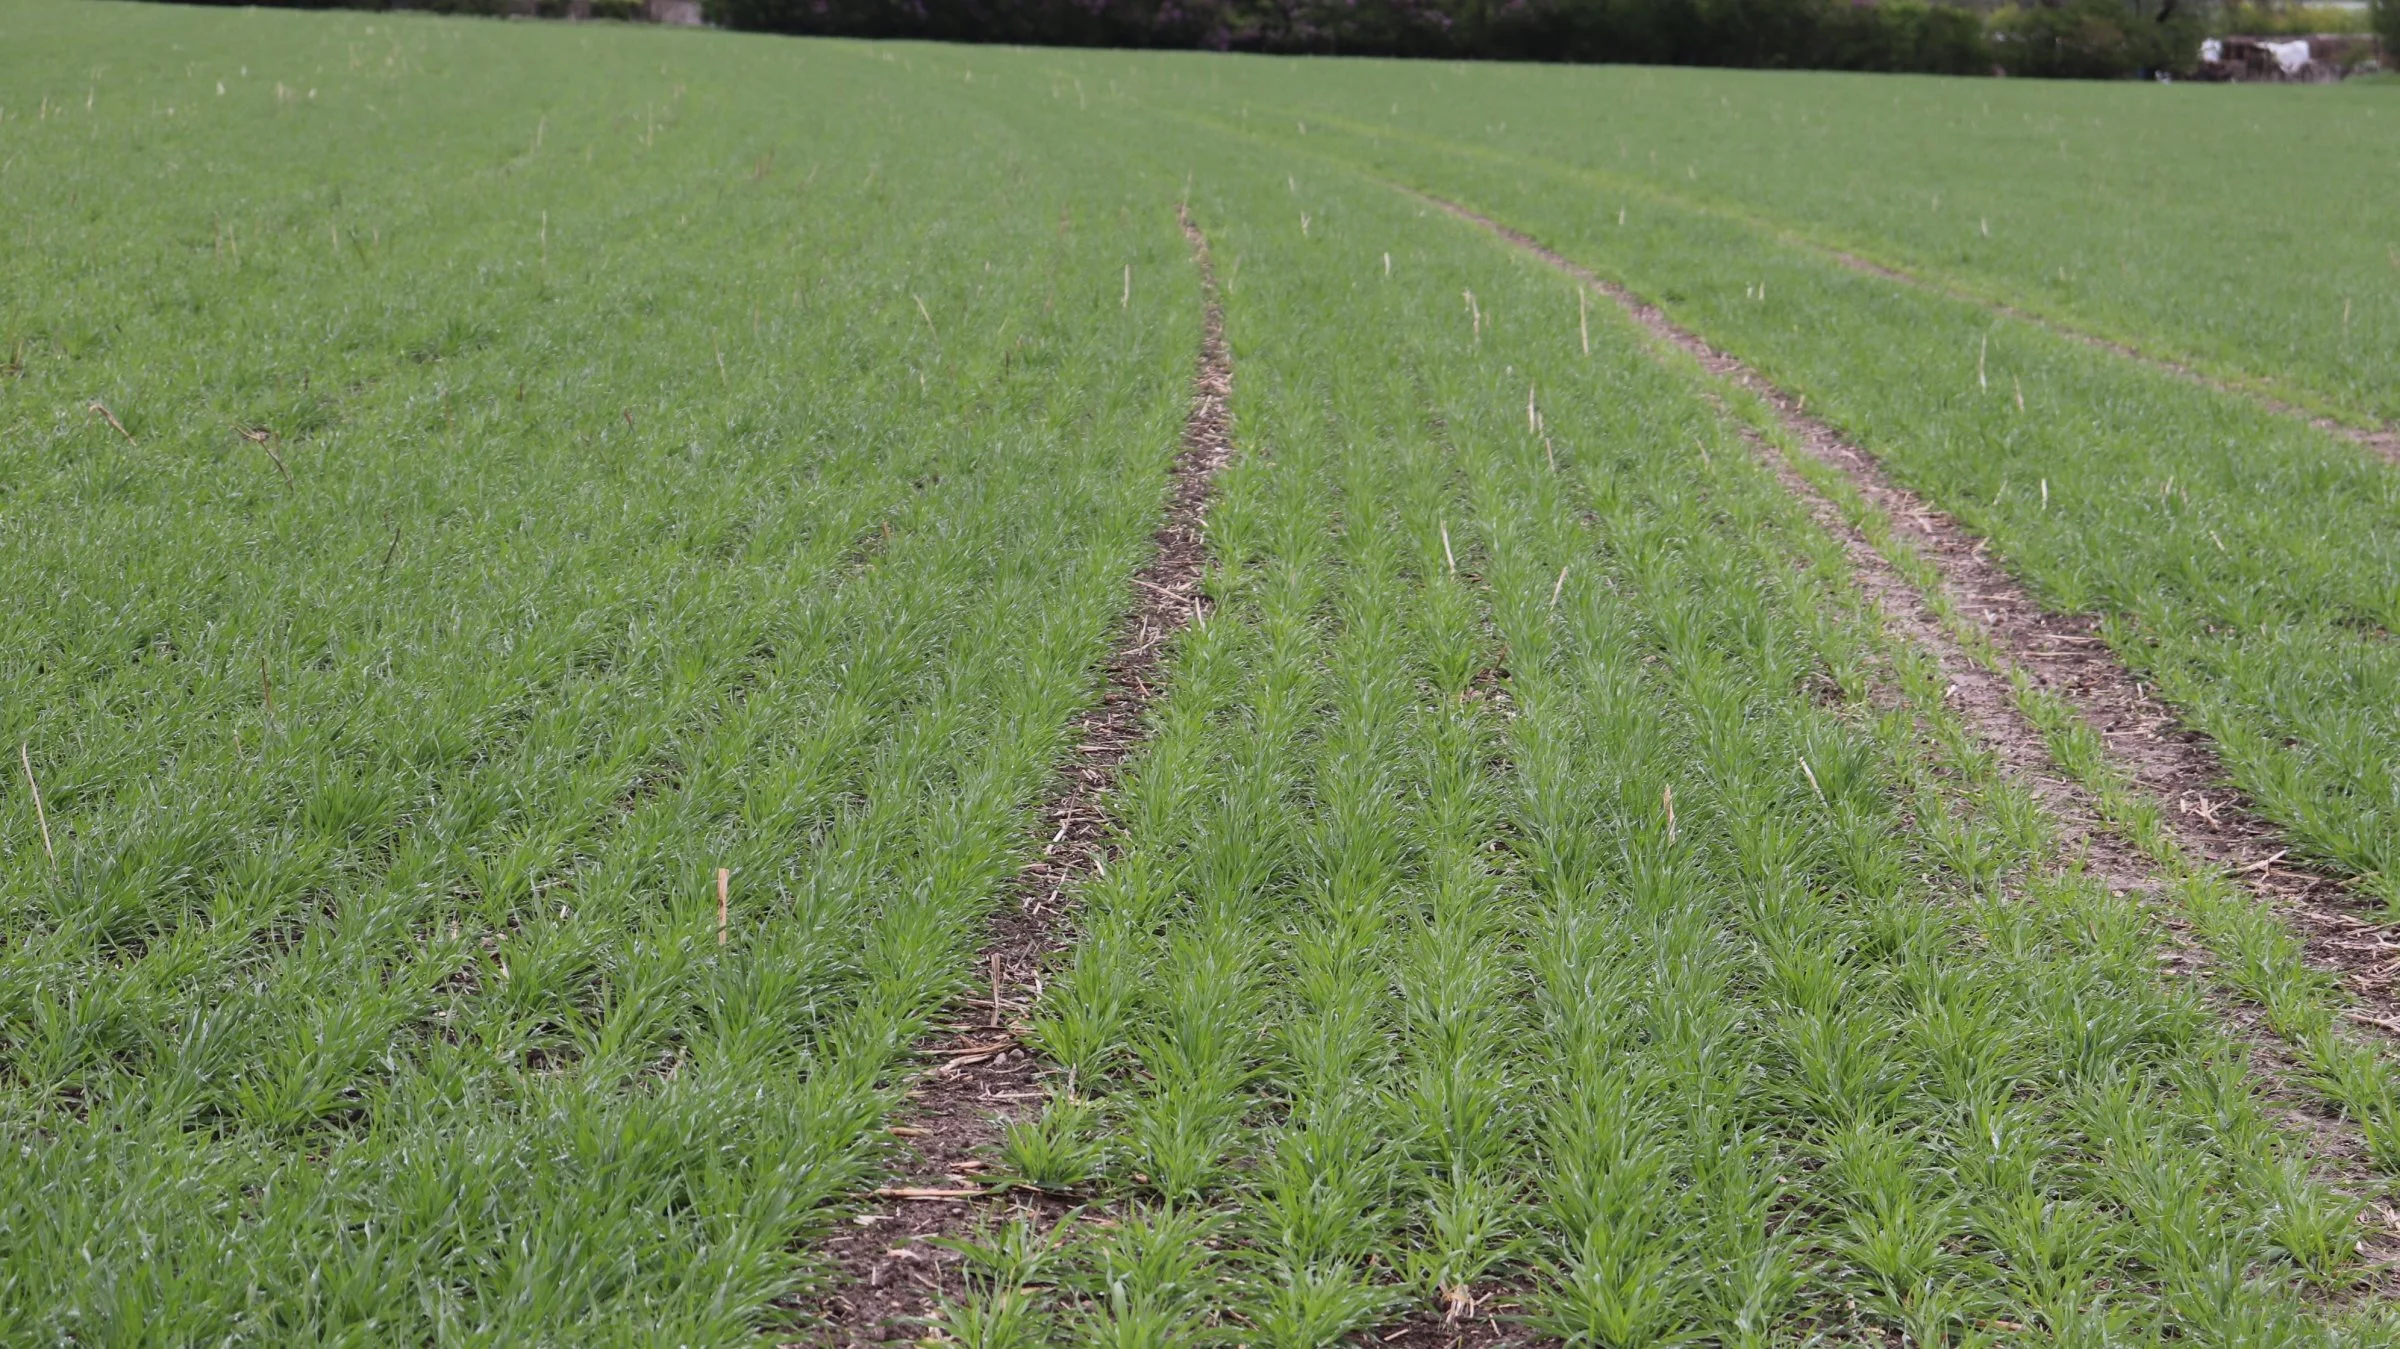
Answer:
[1359,1306,1546,1347]
[1807,240,2400,465]
[1415,192,2400,1036]
[801,207,1233,1346]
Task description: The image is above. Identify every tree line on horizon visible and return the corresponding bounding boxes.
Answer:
[177,0,2400,79]
[706,0,2182,77]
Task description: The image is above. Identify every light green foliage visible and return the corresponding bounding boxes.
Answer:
[1756,419,2400,1266]
[1149,83,2400,910]
[1007,150,2385,1341]
[6,4,2399,1342]
[0,6,1190,1339]
[1163,61,2400,425]
[2217,3,2378,35]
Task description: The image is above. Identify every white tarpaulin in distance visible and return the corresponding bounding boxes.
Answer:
[2265,38,2314,71]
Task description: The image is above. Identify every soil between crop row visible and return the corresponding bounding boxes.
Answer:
[800,205,1235,1346]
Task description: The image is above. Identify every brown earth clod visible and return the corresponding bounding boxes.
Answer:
[799,204,1234,1346]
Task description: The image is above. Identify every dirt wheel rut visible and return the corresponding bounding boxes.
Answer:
[1420,190,2400,1034]
[1411,191,2400,1292]
[1805,232,2400,464]
[799,205,1234,1346]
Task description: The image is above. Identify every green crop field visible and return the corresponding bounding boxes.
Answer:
[4,1,2399,1343]
[1201,64,2400,426]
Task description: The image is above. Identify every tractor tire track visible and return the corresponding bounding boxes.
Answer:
[1315,114,2400,462]
[805,204,1233,1346]
[1420,189,2400,1036]
[1809,244,2400,465]
[1406,193,2400,1303]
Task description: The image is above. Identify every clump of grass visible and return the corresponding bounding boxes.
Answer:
[935,1218,1071,1349]
[997,1094,1105,1193]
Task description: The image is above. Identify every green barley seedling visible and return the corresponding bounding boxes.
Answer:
[999,1094,1106,1193]
[937,1216,1075,1347]
[937,1287,1054,1349]
[1252,1261,1395,1348]
[944,1215,1076,1291]
[1398,1164,1520,1304]
[1062,1204,1231,1342]
[2245,1153,2363,1289]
